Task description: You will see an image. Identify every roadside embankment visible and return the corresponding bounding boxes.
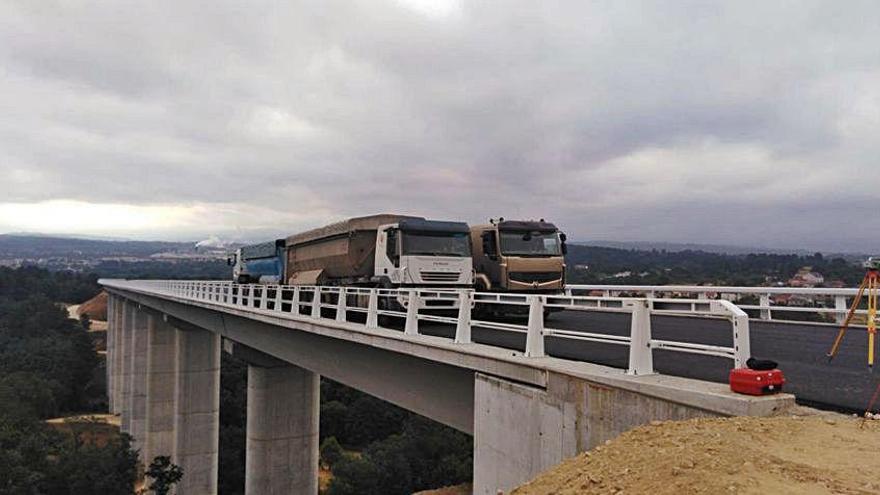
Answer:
[514,412,880,495]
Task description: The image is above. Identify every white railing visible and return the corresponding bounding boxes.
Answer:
[101,280,752,376]
[566,284,864,326]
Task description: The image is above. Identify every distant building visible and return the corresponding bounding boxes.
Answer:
[789,266,824,288]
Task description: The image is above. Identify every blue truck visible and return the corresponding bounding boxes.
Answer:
[228,239,285,284]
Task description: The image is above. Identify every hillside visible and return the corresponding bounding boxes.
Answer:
[0,234,193,259]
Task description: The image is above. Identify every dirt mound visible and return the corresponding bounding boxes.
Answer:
[78,291,108,321]
[514,415,880,495]
[414,484,472,495]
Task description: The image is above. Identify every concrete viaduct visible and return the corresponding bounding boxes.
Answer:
[103,280,794,494]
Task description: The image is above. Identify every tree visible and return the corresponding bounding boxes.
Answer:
[79,312,91,331]
[320,437,344,468]
[326,454,381,495]
[43,429,138,495]
[144,456,183,495]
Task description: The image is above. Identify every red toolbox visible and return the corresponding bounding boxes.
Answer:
[729,368,785,396]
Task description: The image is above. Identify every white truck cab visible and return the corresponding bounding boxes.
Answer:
[374,219,473,287]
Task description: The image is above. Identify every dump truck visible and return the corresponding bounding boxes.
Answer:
[228,239,286,284]
[470,218,567,293]
[284,214,473,290]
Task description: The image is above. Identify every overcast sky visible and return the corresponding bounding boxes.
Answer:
[0,1,877,251]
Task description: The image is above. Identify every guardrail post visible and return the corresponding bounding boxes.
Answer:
[835,295,847,325]
[335,288,348,322]
[404,290,420,336]
[454,291,472,344]
[273,285,282,311]
[366,290,379,329]
[524,296,545,357]
[733,313,751,368]
[626,300,654,375]
[292,287,301,314]
[260,287,268,309]
[311,288,322,319]
[760,294,771,320]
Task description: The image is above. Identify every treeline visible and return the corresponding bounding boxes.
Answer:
[0,267,138,494]
[0,266,99,303]
[565,246,864,286]
[91,259,231,280]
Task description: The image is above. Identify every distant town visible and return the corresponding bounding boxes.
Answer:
[0,234,237,271]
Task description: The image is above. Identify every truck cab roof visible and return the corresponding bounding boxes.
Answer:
[398,218,470,234]
[473,220,558,233]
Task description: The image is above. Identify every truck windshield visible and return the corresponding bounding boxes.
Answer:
[402,231,471,257]
[500,231,561,256]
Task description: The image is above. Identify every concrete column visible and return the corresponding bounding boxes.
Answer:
[120,301,134,433]
[106,296,114,413]
[245,364,319,495]
[143,314,178,465]
[174,327,221,495]
[113,298,126,415]
[129,307,149,452]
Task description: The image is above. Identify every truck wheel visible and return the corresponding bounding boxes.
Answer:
[377,296,396,328]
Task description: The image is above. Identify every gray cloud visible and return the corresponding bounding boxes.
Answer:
[0,0,878,250]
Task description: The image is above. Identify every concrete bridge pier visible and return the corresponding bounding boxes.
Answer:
[112,296,124,415]
[120,301,134,433]
[106,296,114,414]
[245,361,320,495]
[143,314,178,465]
[174,325,221,494]
[129,306,149,451]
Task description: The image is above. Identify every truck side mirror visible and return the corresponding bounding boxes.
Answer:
[559,233,568,255]
[481,231,498,259]
[226,256,235,266]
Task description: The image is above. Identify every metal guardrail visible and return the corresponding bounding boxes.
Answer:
[101,279,751,376]
[566,284,864,325]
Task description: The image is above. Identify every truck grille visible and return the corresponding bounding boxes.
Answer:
[509,272,562,284]
[420,271,461,283]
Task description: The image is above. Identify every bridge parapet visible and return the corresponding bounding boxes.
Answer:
[103,279,752,376]
[567,284,864,325]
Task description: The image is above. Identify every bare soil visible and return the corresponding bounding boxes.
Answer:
[46,414,120,448]
[514,414,880,495]
[78,290,108,321]
[414,483,473,495]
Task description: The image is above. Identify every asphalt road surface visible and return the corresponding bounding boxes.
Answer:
[414,310,877,412]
